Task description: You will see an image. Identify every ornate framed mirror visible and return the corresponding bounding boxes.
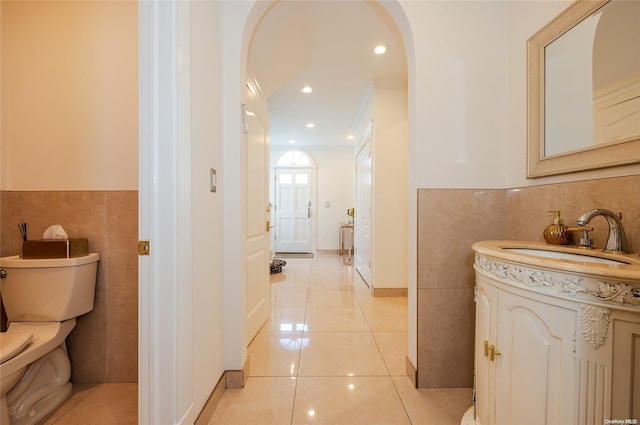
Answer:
[527,0,640,178]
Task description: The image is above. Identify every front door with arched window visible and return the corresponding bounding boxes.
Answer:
[274,150,316,254]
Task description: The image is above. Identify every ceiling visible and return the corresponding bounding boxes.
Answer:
[248,1,407,149]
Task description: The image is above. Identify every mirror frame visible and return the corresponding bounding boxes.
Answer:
[527,0,640,178]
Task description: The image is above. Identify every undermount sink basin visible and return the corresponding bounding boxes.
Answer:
[504,247,632,265]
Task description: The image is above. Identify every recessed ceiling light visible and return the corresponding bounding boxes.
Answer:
[374,45,387,55]
[301,86,313,94]
[288,139,296,144]
[347,135,354,140]
[305,123,315,128]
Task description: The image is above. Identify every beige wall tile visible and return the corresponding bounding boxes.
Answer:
[417,288,475,388]
[68,274,109,383]
[0,191,10,256]
[417,189,507,290]
[508,175,640,251]
[505,185,558,243]
[106,191,138,253]
[106,282,138,382]
[416,189,505,387]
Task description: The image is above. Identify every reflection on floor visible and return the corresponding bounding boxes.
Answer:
[210,253,472,425]
[38,383,137,425]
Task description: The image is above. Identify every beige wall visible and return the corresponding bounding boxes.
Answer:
[190,0,226,414]
[373,86,408,289]
[352,84,409,290]
[416,174,640,388]
[417,188,507,387]
[0,1,138,190]
[0,1,138,383]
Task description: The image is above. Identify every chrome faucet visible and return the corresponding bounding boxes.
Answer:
[576,209,629,253]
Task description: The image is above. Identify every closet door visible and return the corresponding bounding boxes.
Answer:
[355,137,372,285]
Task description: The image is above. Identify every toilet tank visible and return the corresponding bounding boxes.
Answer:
[0,253,100,322]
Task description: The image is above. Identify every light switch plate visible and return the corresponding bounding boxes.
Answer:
[210,168,217,192]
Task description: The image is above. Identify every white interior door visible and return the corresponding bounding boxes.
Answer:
[355,138,372,285]
[275,168,313,253]
[245,73,271,344]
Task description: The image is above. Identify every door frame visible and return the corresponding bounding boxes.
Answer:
[273,166,316,254]
[139,1,194,423]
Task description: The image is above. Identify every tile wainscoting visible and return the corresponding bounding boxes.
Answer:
[0,190,138,383]
[416,174,640,388]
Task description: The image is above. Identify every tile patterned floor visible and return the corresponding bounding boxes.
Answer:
[209,254,472,425]
[37,254,472,424]
[38,383,137,425]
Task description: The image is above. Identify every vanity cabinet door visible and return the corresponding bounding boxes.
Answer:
[475,279,498,425]
[611,314,640,419]
[494,290,577,425]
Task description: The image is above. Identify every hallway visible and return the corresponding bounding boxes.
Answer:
[210,254,472,425]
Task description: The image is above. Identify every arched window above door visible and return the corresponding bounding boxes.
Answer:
[276,149,316,167]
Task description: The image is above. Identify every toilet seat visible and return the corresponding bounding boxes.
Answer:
[0,320,75,379]
[0,332,33,364]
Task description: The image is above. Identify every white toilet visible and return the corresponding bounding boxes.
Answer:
[0,253,100,425]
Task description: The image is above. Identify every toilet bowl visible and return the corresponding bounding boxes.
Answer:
[1,321,76,425]
[0,253,99,425]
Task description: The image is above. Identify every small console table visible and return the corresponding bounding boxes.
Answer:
[339,223,354,265]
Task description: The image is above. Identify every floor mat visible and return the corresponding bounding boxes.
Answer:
[275,252,314,258]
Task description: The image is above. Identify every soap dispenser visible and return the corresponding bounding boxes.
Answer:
[543,210,572,245]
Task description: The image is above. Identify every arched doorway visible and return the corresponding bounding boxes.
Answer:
[237,0,417,372]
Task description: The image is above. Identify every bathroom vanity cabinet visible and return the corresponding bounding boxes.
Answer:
[472,241,640,425]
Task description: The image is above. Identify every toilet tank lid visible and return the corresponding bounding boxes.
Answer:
[0,253,100,268]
